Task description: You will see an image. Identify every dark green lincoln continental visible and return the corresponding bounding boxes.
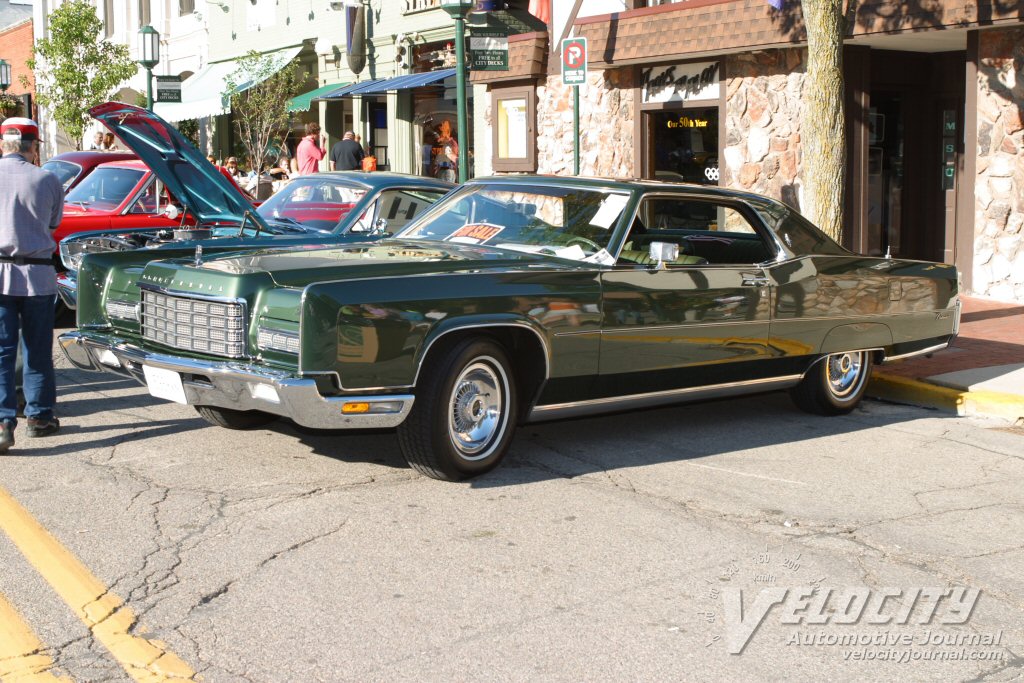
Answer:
[60,176,960,480]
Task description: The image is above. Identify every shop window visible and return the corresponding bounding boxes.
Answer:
[491,86,536,173]
[179,0,195,16]
[138,0,151,27]
[649,107,719,185]
[104,0,115,37]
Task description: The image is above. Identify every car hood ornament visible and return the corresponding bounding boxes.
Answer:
[195,244,203,267]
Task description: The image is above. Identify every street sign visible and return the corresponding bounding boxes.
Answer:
[561,37,587,86]
[469,29,508,71]
[155,75,182,103]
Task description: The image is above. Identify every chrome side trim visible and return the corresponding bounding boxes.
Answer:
[773,310,951,324]
[600,318,770,334]
[58,330,414,429]
[56,272,78,310]
[882,342,949,363]
[526,375,802,423]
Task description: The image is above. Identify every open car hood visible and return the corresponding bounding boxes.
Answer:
[90,102,269,232]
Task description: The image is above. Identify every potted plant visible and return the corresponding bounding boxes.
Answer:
[0,92,20,118]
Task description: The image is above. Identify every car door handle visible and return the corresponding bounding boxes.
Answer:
[741,275,770,287]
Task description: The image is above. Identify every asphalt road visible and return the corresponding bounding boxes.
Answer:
[0,329,1022,682]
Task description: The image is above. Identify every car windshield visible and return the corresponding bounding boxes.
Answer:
[42,160,82,191]
[257,176,369,232]
[65,167,144,212]
[397,183,631,264]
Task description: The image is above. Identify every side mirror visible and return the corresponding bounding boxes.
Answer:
[648,241,679,270]
[373,218,389,235]
[163,204,181,221]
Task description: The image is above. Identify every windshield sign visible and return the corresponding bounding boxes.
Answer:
[398,184,630,264]
[65,167,144,212]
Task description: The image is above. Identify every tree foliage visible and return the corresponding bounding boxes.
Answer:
[25,0,137,150]
[224,51,300,175]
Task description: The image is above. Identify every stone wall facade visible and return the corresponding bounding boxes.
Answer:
[534,68,636,178]
[721,49,807,209]
[974,27,1024,303]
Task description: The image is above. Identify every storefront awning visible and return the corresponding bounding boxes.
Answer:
[318,79,388,99]
[351,69,456,95]
[288,82,348,112]
[153,45,303,123]
[318,69,457,99]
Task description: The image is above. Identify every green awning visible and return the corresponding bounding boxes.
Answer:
[287,82,349,112]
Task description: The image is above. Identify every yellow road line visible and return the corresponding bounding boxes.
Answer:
[0,592,71,682]
[0,486,195,682]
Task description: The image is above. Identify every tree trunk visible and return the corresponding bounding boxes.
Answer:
[801,0,846,241]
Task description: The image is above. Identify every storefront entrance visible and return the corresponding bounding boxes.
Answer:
[850,49,965,262]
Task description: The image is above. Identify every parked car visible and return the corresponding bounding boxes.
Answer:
[56,103,453,310]
[42,150,137,192]
[55,158,262,245]
[60,174,960,481]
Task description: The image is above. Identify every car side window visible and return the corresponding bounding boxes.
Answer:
[618,198,774,266]
[374,189,449,234]
[129,178,160,215]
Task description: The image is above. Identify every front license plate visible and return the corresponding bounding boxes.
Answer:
[142,365,187,404]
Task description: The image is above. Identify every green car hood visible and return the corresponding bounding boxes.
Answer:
[171,240,588,288]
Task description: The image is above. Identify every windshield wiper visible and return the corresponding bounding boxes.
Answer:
[265,215,309,232]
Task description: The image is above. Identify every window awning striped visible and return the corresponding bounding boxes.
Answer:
[317,69,456,99]
[287,82,348,112]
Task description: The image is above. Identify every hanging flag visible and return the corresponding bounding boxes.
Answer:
[528,0,552,24]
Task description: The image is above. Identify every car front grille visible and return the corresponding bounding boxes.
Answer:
[141,289,246,358]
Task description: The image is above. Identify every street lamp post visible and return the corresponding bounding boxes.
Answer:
[0,59,11,93]
[137,25,160,110]
[440,0,473,183]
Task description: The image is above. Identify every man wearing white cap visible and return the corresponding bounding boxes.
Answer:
[0,117,64,452]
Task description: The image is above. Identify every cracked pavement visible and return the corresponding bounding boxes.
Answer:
[0,333,1021,682]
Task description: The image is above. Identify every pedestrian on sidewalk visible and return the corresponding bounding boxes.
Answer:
[329,130,364,171]
[0,117,64,453]
[295,122,325,176]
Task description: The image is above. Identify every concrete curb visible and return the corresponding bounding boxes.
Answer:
[869,371,1024,422]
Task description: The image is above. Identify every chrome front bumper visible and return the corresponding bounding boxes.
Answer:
[56,271,78,310]
[58,330,414,429]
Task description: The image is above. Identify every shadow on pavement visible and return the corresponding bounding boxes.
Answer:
[3,417,207,458]
[276,390,934,483]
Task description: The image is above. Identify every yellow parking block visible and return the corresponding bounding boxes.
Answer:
[0,487,196,682]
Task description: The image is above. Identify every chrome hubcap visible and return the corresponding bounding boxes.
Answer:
[827,351,865,399]
[448,360,505,460]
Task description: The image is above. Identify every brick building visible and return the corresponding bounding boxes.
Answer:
[0,0,33,118]
[472,0,1024,304]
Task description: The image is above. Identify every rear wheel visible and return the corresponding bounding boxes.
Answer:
[397,338,518,481]
[195,405,277,430]
[791,350,871,416]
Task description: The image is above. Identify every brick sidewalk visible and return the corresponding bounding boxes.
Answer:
[869,296,1024,421]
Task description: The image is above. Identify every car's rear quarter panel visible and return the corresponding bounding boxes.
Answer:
[771,256,959,356]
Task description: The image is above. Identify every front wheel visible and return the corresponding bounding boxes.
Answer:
[195,405,277,430]
[397,338,518,481]
[790,350,872,416]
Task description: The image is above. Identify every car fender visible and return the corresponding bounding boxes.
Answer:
[414,314,552,386]
[819,322,893,354]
